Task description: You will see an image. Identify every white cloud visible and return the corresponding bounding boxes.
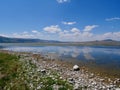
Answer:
[59,31,92,41]
[1,23,120,41]
[82,32,93,37]
[23,31,28,34]
[113,32,120,37]
[106,17,120,21]
[12,32,34,38]
[9,30,41,39]
[63,30,69,33]
[103,32,112,37]
[62,21,76,25]
[56,0,70,3]
[32,30,38,33]
[91,31,120,41]
[59,28,80,38]
[43,25,61,33]
[31,30,41,35]
[71,28,80,33]
[10,30,120,41]
[83,25,98,32]
[59,30,93,41]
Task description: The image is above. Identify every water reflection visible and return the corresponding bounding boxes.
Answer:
[2,46,120,61]
[82,47,95,60]
[1,46,120,77]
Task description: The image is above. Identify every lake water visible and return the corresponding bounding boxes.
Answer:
[1,45,120,77]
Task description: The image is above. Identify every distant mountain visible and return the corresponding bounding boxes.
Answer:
[63,39,120,46]
[78,39,120,46]
[102,39,116,42]
[0,36,60,43]
[0,36,120,46]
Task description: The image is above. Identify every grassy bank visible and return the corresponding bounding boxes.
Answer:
[0,52,22,89]
[0,51,119,90]
[0,52,73,90]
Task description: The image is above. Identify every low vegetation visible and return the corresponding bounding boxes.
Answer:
[0,52,21,89]
[0,52,73,90]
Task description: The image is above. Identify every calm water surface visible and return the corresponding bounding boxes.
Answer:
[1,46,120,77]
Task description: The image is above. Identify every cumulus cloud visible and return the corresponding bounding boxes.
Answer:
[23,31,28,34]
[9,30,120,41]
[56,0,70,3]
[63,30,69,33]
[1,23,120,41]
[32,30,41,35]
[82,32,93,37]
[83,25,98,32]
[71,28,80,33]
[32,30,38,33]
[43,25,61,33]
[11,30,42,39]
[59,27,93,41]
[71,28,81,37]
[106,17,120,21]
[12,32,34,38]
[62,21,76,25]
[90,31,120,41]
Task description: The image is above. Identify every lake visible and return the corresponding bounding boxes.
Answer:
[1,45,120,78]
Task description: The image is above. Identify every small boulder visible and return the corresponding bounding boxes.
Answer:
[41,69,46,74]
[73,65,80,71]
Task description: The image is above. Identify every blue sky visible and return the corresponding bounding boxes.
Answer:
[0,0,120,41]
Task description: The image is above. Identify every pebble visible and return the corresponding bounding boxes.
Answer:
[89,73,94,78]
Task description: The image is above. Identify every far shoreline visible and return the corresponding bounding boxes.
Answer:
[1,42,120,47]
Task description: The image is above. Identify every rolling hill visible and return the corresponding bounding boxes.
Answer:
[0,36,120,46]
[0,36,59,43]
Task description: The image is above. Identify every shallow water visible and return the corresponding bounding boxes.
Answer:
[1,45,120,77]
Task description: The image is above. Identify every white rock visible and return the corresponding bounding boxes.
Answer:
[37,86,41,89]
[102,86,106,89]
[116,88,120,90]
[41,69,46,73]
[59,77,63,79]
[73,65,80,71]
[92,82,96,85]
[100,79,105,82]
[74,83,79,90]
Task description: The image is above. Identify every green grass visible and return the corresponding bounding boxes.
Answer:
[0,52,73,90]
[0,52,22,89]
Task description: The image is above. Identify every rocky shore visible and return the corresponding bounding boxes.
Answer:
[1,50,120,90]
